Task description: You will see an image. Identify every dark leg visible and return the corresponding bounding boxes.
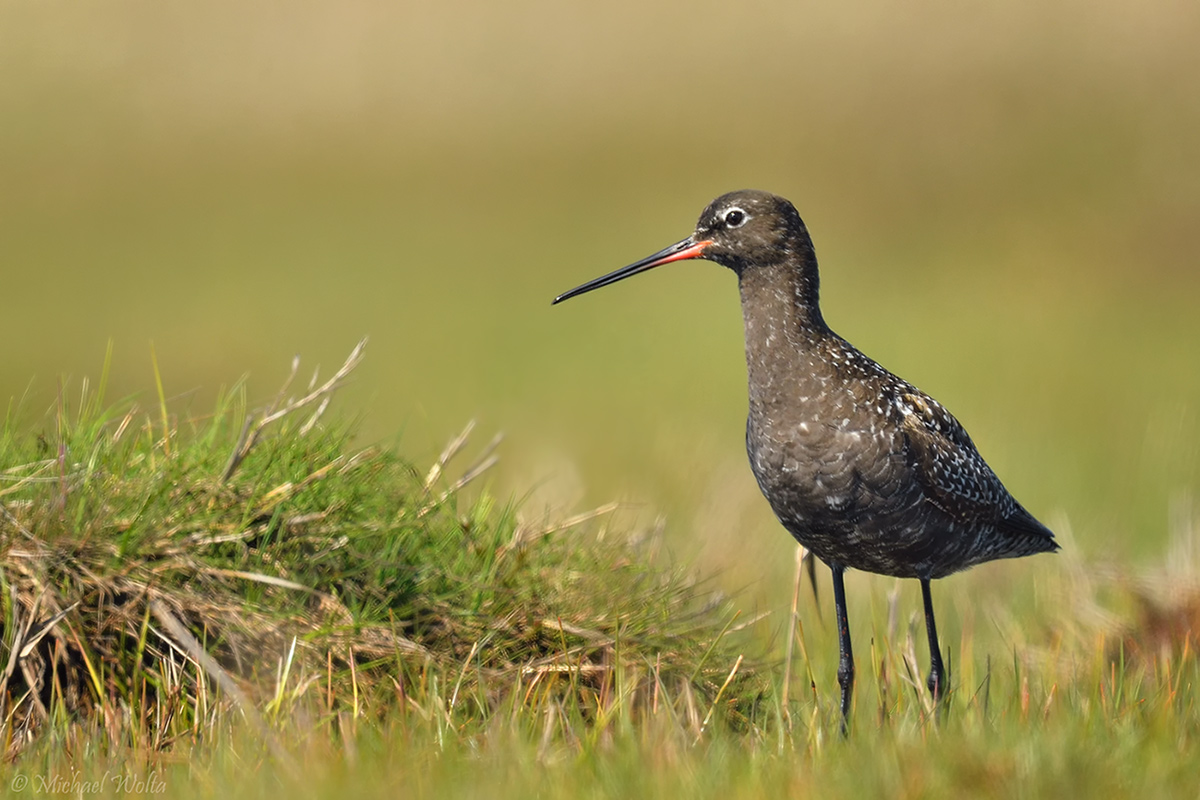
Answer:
[830,563,854,733]
[920,578,946,703]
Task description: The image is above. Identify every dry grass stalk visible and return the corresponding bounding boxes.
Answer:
[221,338,368,482]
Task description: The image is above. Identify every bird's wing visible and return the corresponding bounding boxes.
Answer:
[895,391,1014,524]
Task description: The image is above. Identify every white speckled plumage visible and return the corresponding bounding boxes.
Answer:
[687,190,1058,580]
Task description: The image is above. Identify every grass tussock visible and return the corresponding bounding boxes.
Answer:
[0,341,763,764]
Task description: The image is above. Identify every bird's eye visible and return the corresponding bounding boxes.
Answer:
[724,208,747,228]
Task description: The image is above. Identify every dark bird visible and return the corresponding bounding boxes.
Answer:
[553,190,1057,730]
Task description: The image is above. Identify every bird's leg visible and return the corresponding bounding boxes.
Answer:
[920,578,947,705]
[830,563,854,734]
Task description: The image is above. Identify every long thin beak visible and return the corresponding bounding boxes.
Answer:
[552,237,713,305]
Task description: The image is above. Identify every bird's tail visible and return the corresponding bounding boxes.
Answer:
[1001,504,1059,555]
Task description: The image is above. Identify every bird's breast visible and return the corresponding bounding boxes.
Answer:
[747,388,906,510]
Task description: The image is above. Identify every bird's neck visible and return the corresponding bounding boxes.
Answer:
[737,257,831,418]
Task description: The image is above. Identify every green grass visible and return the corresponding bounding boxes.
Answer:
[2,347,1198,798]
[0,346,767,782]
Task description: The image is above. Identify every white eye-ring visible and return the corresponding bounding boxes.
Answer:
[723,207,749,228]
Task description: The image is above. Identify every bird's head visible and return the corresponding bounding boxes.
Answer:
[553,189,811,305]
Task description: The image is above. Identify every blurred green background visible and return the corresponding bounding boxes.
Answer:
[3,0,1198,601]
